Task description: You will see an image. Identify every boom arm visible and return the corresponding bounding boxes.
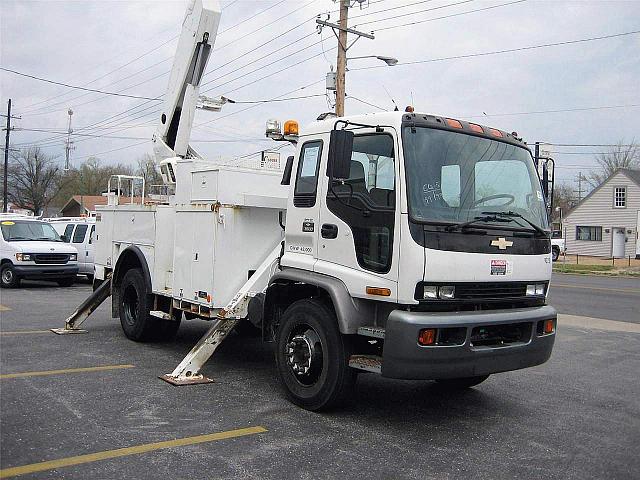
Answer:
[153,0,221,162]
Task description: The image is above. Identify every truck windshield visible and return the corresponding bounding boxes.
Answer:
[402,127,548,231]
[0,221,62,242]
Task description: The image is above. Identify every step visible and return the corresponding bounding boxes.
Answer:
[357,326,385,339]
[349,355,382,374]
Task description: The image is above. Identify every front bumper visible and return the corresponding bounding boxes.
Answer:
[13,264,79,280]
[382,305,556,380]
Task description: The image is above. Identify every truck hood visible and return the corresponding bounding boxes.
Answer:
[425,247,552,283]
[10,241,78,254]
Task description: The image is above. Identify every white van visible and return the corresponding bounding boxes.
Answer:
[48,217,96,280]
[0,216,79,288]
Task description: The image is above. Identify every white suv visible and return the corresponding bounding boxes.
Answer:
[0,217,79,288]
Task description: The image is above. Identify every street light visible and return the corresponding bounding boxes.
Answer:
[346,55,398,66]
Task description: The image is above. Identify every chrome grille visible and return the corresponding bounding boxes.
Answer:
[32,253,69,265]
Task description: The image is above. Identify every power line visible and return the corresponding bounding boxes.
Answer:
[371,0,526,32]
[355,0,476,27]
[465,103,640,119]
[350,30,640,72]
[0,67,162,101]
[346,95,386,111]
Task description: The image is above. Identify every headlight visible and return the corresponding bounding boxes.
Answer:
[15,253,31,261]
[69,253,77,261]
[422,285,455,300]
[526,283,546,296]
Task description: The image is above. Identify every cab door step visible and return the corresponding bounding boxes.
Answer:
[349,355,382,374]
[357,326,385,339]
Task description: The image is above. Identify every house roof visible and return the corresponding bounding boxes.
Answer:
[564,168,640,219]
[60,195,108,213]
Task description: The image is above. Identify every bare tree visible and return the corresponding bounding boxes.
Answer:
[551,182,577,221]
[136,153,163,187]
[8,147,61,215]
[587,140,639,188]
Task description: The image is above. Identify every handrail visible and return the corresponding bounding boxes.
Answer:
[107,175,146,205]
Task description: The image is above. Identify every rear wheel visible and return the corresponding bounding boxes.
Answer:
[0,264,20,288]
[435,375,490,390]
[119,268,155,341]
[275,299,356,411]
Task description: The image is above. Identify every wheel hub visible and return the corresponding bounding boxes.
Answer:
[2,269,12,283]
[284,327,322,385]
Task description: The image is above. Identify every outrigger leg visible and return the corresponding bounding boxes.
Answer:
[51,276,112,334]
[160,243,281,386]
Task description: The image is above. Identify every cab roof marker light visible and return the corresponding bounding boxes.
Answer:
[446,118,463,129]
[469,123,484,133]
[488,128,503,138]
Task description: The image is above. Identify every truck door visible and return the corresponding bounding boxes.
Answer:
[86,224,95,270]
[72,224,89,273]
[316,131,399,299]
[282,138,325,271]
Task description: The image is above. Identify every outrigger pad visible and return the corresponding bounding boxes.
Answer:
[159,374,215,386]
[50,328,88,335]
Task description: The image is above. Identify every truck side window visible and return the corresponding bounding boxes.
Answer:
[63,224,74,243]
[88,225,95,244]
[327,134,395,273]
[293,140,323,207]
[72,224,88,243]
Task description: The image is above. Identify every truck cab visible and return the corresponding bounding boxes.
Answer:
[264,111,556,408]
[1,217,79,288]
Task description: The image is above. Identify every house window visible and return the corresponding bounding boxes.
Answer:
[576,226,602,241]
[614,186,626,208]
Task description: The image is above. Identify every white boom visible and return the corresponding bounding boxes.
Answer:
[152,0,221,162]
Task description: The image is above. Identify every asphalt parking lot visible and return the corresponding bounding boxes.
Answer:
[1,275,639,479]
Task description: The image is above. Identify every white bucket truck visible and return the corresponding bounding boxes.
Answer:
[56,0,557,410]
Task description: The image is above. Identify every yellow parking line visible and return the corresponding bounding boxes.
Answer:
[0,304,11,312]
[0,426,267,478]
[552,283,640,294]
[0,364,134,380]
[0,330,51,336]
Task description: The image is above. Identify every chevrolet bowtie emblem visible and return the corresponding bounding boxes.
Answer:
[491,237,513,250]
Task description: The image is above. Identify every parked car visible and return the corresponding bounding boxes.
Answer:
[551,235,566,262]
[48,217,96,281]
[0,216,79,288]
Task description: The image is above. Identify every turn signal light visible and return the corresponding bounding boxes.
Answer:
[418,328,437,346]
[283,120,299,136]
[543,319,554,334]
[366,286,391,297]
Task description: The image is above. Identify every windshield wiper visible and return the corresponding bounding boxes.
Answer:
[482,211,547,236]
[36,237,61,242]
[445,215,512,232]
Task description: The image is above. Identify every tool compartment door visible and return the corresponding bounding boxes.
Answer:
[172,208,215,306]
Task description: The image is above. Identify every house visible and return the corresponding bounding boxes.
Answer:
[563,169,640,258]
[58,195,108,217]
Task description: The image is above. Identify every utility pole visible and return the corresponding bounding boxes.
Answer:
[64,108,74,171]
[2,99,20,213]
[576,171,585,201]
[335,0,348,117]
[316,0,374,117]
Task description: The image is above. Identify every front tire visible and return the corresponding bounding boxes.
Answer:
[435,375,490,390]
[0,263,20,288]
[552,246,560,262]
[57,277,75,287]
[275,299,356,411]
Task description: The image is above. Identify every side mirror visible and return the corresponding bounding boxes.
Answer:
[281,156,294,185]
[60,235,68,242]
[327,129,354,180]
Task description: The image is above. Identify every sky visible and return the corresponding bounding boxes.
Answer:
[1,0,639,191]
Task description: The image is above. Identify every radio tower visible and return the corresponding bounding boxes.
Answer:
[64,108,75,171]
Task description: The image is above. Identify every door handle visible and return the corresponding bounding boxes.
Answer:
[321,223,338,239]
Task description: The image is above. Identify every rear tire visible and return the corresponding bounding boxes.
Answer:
[118,268,155,341]
[57,278,75,287]
[275,298,356,411]
[0,263,20,288]
[435,375,490,390]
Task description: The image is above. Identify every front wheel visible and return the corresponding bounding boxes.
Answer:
[435,375,490,390]
[552,246,560,262]
[275,299,356,411]
[0,264,20,288]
